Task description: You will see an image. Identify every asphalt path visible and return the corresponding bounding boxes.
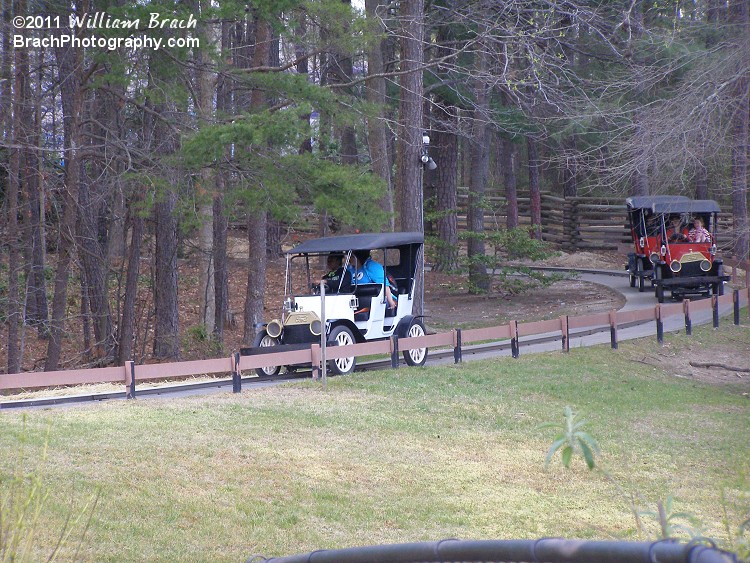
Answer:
[1,269,734,409]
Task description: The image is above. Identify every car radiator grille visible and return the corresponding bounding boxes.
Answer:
[283,324,316,345]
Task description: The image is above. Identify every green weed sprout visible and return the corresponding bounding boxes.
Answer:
[640,495,703,540]
[539,406,601,470]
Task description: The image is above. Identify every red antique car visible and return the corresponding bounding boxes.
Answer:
[625,196,729,302]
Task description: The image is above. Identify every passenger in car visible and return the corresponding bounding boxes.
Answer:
[667,215,688,243]
[645,214,660,237]
[349,250,397,309]
[322,253,352,293]
[688,217,711,243]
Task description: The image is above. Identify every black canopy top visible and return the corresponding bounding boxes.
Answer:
[649,200,722,214]
[626,196,721,214]
[287,232,424,255]
[625,195,690,210]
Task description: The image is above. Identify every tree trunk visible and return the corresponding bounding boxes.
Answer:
[730,0,749,261]
[153,184,180,360]
[46,29,84,371]
[395,0,425,232]
[243,14,271,345]
[213,19,231,344]
[195,0,217,336]
[432,104,459,272]
[6,2,24,372]
[395,0,425,313]
[117,194,145,365]
[364,0,394,228]
[527,136,542,239]
[563,136,580,198]
[78,159,114,360]
[694,162,709,199]
[503,138,519,230]
[25,51,48,335]
[467,27,490,294]
[151,96,181,360]
[213,191,229,341]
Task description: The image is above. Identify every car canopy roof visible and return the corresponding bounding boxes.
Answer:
[626,195,690,211]
[649,200,722,214]
[287,232,424,255]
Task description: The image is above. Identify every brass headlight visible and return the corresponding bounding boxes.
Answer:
[700,260,711,272]
[310,319,322,336]
[266,319,283,338]
[649,252,660,264]
[670,260,681,273]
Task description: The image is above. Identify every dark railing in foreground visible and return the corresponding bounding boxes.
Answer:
[257,538,737,563]
[1,287,749,401]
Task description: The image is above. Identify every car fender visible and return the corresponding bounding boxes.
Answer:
[395,315,425,338]
[327,319,366,343]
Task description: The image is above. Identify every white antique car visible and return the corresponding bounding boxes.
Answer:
[250,232,428,376]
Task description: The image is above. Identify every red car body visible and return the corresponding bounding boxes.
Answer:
[625,196,729,302]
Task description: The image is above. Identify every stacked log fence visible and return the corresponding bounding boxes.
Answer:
[451,190,734,253]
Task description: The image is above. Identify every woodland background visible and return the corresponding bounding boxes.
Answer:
[0,0,748,375]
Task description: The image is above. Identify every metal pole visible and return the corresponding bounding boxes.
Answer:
[391,335,400,369]
[609,310,618,349]
[320,281,327,389]
[712,296,719,328]
[656,305,664,345]
[128,361,136,399]
[453,329,462,364]
[232,352,241,393]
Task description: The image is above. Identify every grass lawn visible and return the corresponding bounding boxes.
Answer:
[1,321,748,562]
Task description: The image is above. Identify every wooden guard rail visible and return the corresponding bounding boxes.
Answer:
[1,288,749,398]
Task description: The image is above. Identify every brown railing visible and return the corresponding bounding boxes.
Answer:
[2,287,748,399]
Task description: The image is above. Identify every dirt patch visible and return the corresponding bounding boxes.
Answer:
[628,337,750,394]
[423,273,626,331]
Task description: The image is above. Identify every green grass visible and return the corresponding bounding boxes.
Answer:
[1,321,748,562]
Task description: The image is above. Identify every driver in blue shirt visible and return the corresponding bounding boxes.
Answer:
[349,250,397,309]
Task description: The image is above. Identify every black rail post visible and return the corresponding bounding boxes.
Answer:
[453,329,462,364]
[683,299,692,336]
[232,352,241,393]
[390,335,399,369]
[609,311,618,349]
[656,305,664,345]
[712,296,719,328]
[127,361,136,399]
[734,290,741,326]
[510,321,519,359]
[561,316,569,353]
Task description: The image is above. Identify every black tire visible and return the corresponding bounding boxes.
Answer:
[401,318,428,367]
[327,325,356,375]
[253,330,281,377]
[636,258,646,292]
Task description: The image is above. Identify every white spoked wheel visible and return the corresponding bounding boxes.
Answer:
[253,330,281,377]
[403,318,428,367]
[328,325,356,375]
